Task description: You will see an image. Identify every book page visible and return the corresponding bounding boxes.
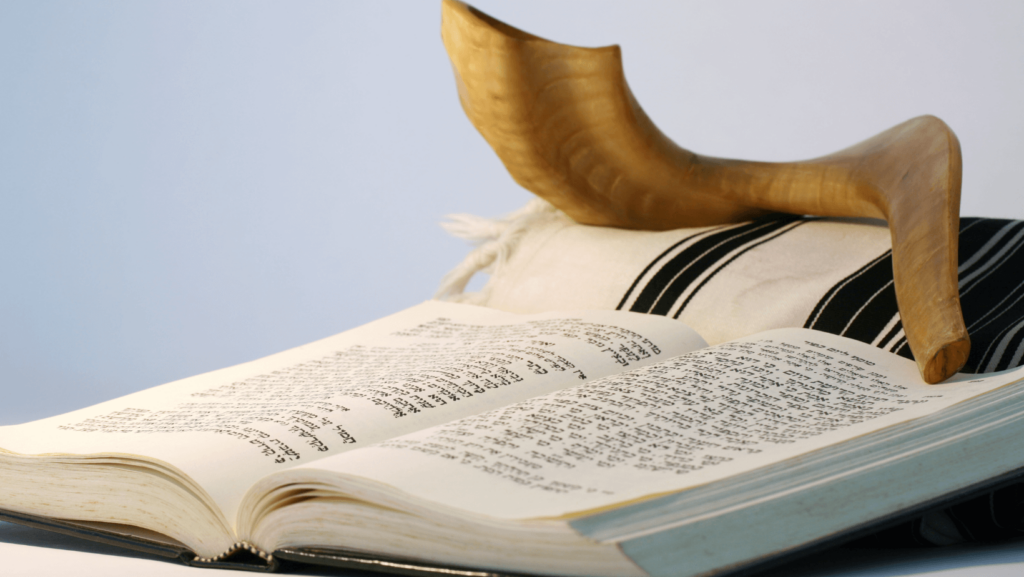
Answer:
[0,301,703,522]
[296,328,1024,519]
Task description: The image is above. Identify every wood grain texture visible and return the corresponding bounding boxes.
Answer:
[441,0,968,383]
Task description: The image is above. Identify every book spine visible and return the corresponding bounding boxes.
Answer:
[189,541,278,572]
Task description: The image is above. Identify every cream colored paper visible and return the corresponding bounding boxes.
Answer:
[0,301,704,522]
[299,328,1024,519]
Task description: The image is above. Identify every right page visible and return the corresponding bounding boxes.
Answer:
[289,328,1024,519]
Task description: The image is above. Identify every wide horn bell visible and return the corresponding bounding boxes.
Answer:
[441,0,968,383]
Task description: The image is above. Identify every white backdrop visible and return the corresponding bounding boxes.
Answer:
[1,0,1022,424]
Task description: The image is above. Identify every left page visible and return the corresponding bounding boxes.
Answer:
[0,301,704,523]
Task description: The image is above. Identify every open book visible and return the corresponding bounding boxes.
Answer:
[2,300,1024,576]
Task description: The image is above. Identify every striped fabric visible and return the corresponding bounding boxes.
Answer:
[617,216,809,318]
[616,216,1024,375]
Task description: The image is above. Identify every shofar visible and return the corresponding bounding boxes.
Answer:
[440,0,968,384]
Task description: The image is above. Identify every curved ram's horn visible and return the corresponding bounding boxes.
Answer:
[441,0,968,384]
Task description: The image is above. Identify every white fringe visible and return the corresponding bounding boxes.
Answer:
[434,199,568,304]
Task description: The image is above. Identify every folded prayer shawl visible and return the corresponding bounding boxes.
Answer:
[438,200,1024,375]
[437,199,1024,546]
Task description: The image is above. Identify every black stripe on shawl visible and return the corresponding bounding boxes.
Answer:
[643,216,804,316]
[957,219,1024,372]
[804,251,892,331]
[626,219,788,314]
[672,219,809,319]
[840,281,901,344]
[804,251,895,337]
[615,225,729,311]
[877,319,903,350]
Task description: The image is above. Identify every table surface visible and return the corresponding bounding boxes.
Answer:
[3,520,1023,577]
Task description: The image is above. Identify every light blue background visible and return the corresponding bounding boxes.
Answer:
[2,0,1023,424]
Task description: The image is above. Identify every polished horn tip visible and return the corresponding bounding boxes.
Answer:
[922,337,971,384]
